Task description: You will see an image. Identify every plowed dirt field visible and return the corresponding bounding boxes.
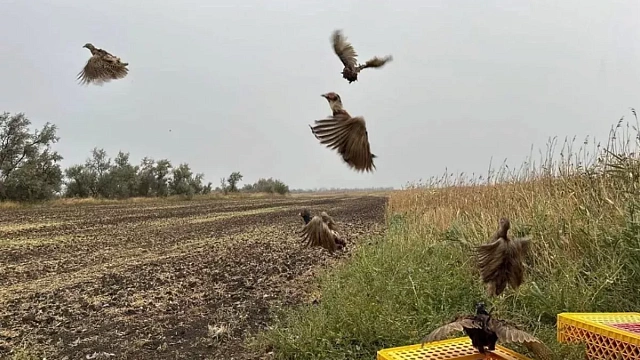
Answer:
[0,194,387,360]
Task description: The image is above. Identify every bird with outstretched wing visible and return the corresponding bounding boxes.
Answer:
[309,92,376,173]
[298,209,346,252]
[78,43,129,86]
[421,302,553,360]
[331,30,393,83]
[476,217,532,296]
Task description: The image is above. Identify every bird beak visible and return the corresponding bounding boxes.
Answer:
[321,94,328,99]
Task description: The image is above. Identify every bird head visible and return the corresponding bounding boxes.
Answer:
[475,302,488,315]
[497,217,511,239]
[321,92,342,104]
[321,92,345,113]
[299,209,312,224]
[83,43,95,50]
[498,217,511,230]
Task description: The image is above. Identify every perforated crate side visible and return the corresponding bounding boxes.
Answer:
[557,312,640,360]
[377,337,532,360]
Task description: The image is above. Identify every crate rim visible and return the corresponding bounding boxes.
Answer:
[558,313,640,331]
[557,312,640,343]
[377,336,532,360]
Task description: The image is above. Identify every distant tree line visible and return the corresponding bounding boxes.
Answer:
[290,186,394,193]
[0,112,291,202]
[64,148,212,199]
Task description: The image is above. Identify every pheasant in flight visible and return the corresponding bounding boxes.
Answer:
[77,43,129,86]
[331,29,393,84]
[298,209,346,252]
[476,217,532,296]
[309,92,376,173]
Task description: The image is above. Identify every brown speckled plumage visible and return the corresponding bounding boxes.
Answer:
[476,218,531,296]
[309,92,376,173]
[331,30,392,84]
[78,43,129,86]
[298,209,346,252]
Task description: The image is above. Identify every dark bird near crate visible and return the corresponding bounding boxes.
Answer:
[476,217,531,296]
[309,92,376,173]
[421,302,553,360]
[298,209,346,252]
[331,29,393,84]
[78,43,129,86]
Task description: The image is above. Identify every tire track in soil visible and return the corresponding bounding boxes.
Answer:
[0,195,387,360]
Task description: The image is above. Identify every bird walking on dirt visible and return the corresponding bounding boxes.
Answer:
[476,217,532,297]
[309,92,376,173]
[331,29,393,84]
[78,43,129,86]
[420,302,553,360]
[298,209,346,252]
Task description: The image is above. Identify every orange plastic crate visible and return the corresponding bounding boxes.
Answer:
[557,312,640,359]
[377,337,532,360]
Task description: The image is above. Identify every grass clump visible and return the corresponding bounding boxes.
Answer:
[254,111,640,360]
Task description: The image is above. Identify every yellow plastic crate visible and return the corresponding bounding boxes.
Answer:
[377,337,532,360]
[557,312,640,359]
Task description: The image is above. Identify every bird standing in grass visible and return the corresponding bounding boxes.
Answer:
[298,209,346,252]
[331,29,393,84]
[476,217,532,297]
[421,302,553,360]
[78,43,129,86]
[309,92,376,173]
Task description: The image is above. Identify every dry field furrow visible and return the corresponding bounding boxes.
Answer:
[0,194,387,359]
[0,197,345,239]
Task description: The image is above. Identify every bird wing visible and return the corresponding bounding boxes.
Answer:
[358,55,393,70]
[88,45,126,64]
[514,235,532,257]
[332,30,358,69]
[476,237,525,296]
[489,319,554,360]
[103,53,127,65]
[319,211,338,231]
[310,115,376,173]
[77,54,129,86]
[475,238,506,280]
[299,215,337,252]
[421,316,480,346]
[92,46,115,57]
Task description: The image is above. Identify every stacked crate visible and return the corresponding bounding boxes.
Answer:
[557,312,640,359]
[377,337,532,360]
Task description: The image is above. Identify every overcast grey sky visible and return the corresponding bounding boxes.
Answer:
[1,0,639,189]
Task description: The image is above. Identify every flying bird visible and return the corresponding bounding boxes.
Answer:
[298,209,346,252]
[421,302,553,360]
[476,217,532,297]
[331,29,393,83]
[309,92,376,173]
[78,43,129,86]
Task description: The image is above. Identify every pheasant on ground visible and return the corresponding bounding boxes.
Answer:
[421,302,553,360]
[309,92,376,173]
[298,209,346,252]
[77,43,129,86]
[331,29,392,84]
[475,217,532,297]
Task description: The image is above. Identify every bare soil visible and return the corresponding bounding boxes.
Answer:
[0,194,387,360]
